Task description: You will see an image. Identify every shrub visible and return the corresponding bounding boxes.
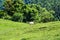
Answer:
[39,8,55,23]
[3,15,12,20]
[0,10,5,18]
[12,12,23,22]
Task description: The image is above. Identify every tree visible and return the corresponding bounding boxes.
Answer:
[21,4,39,22]
[4,0,24,16]
[3,0,55,23]
[12,12,23,22]
[24,0,60,21]
[0,10,5,18]
[39,8,55,22]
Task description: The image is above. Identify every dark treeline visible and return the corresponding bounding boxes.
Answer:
[0,0,60,23]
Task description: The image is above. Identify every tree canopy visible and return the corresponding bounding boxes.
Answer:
[0,0,59,23]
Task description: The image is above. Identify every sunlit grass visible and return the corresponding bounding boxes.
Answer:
[0,19,60,40]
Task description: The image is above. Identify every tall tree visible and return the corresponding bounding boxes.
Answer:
[4,0,24,16]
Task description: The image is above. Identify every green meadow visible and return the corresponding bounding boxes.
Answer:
[0,19,60,40]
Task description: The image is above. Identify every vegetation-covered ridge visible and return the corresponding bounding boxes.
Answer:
[0,19,60,40]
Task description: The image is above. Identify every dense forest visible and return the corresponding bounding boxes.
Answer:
[0,0,60,23]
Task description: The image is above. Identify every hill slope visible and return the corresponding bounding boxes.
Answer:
[0,19,60,40]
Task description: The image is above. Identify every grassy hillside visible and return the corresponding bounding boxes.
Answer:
[0,19,60,40]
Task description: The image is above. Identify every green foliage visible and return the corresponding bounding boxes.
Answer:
[21,4,39,22]
[2,0,55,23]
[3,15,12,20]
[0,10,11,20]
[4,0,24,16]
[25,0,60,21]
[12,12,23,22]
[39,8,55,22]
[0,10,6,18]
[4,0,14,16]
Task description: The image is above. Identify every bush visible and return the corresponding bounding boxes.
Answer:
[3,15,12,20]
[12,12,23,22]
[39,8,55,23]
[0,10,5,18]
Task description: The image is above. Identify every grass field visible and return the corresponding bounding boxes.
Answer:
[0,19,60,40]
